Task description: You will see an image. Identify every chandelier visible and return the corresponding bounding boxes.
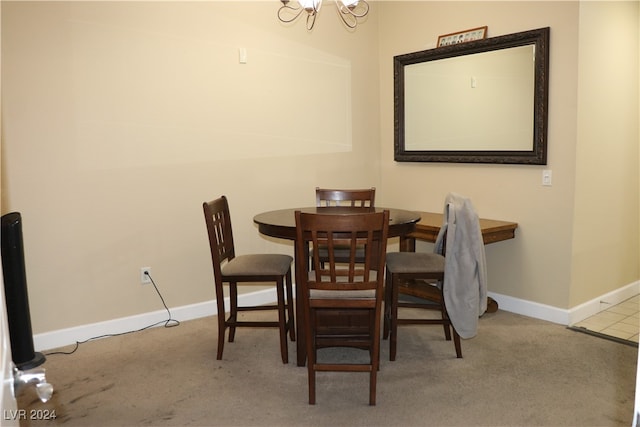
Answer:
[277,0,370,30]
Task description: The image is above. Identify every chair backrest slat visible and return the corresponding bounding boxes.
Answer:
[203,196,236,278]
[315,187,376,207]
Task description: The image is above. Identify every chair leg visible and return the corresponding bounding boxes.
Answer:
[285,270,296,341]
[306,307,316,405]
[441,306,452,341]
[382,270,391,340]
[369,369,377,406]
[443,309,463,358]
[308,366,316,405]
[370,307,380,405]
[276,277,289,364]
[215,282,226,360]
[453,328,462,358]
[389,274,399,361]
[228,283,238,342]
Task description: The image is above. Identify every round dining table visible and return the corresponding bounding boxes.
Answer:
[254,206,421,241]
[253,206,421,366]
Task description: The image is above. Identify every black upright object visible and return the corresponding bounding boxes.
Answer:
[1,212,45,370]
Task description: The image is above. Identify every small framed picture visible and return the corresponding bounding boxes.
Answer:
[437,26,488,47]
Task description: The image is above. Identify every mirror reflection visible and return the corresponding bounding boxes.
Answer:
[405,45,534,151]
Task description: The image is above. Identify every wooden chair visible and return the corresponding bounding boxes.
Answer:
[383,194,486,360]
[295,209,389,405]
[314,187,376,265]
[203,196,295,363]
[382,251,462,360]
[315,187,375,207]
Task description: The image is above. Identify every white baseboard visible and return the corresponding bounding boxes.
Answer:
[489,280,640,326]
[565,280,640,325]
[35,282,640,351]
[487,291,570,325]
[34,288,278,351]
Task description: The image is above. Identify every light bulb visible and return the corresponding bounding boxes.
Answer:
[298,0,321,11]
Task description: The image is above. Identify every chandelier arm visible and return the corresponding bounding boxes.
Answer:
[278,3,305,24]
[336,8,357,29]
[306,12,317,30]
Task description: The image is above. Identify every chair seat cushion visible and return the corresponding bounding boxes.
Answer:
[222,254,292,277]
[386,252,445,273]
[307,270,377,299]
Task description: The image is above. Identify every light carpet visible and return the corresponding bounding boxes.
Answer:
[16,309,638,427]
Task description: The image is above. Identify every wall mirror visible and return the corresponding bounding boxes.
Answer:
[394,27,549,164]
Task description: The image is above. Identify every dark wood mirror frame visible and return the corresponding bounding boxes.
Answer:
[394,27,549,164]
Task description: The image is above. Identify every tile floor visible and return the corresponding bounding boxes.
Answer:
[572,295,639,344]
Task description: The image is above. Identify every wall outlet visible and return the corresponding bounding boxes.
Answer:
[140,267,152,285]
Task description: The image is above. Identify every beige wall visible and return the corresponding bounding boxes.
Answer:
[378,1,638,309]
[0,1,381,333]
[1,1,638,335]
[378,1,580,307]
[572,1,639,306]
